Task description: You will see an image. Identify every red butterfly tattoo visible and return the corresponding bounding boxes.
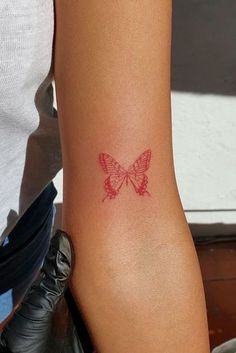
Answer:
[99,149,152,202]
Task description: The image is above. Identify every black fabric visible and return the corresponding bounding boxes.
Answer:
[0,182,57,295]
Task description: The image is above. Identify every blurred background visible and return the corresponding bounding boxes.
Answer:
[52,0,236,350]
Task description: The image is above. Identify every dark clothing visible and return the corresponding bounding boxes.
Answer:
[0,182,57,321]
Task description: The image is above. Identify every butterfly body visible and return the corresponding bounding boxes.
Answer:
[99,149,152,201]
[125,173,129,186]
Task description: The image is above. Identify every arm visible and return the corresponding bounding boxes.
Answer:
[54,1,210,352]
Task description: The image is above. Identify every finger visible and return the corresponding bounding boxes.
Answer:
[26,228,73,312]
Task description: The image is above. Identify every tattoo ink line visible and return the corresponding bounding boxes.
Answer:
[99,149,152,202]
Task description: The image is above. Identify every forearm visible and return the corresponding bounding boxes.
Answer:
[54,1,210,352]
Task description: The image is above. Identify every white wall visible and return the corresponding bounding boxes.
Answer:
[171,0,236,235]
[173,93,236,231]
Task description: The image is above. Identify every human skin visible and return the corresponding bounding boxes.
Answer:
[54,1,210,352]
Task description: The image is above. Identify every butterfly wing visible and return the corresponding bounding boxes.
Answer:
[127,149,151,195]
[99,153,127,200]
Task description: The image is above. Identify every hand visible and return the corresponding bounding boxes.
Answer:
[0,229,82,353]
